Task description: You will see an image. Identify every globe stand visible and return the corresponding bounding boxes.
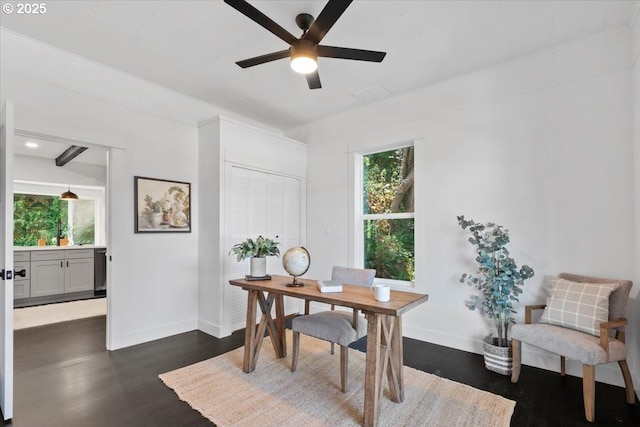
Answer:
[285,276,304,287]
[282,246,310,288]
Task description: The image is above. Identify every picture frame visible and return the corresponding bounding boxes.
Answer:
[134,176,191,233]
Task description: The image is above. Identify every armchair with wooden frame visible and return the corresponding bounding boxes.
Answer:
[511,273,636,422]
[290,266,376,392]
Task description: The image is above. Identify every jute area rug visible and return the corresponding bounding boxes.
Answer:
[160,331,515,427]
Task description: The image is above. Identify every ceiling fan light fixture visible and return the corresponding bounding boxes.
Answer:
[225,0,386,89]
[290,40,318,74]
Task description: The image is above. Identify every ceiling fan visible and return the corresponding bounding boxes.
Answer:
[224,0,386,89]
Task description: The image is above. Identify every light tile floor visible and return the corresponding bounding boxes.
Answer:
[14,298,107,329]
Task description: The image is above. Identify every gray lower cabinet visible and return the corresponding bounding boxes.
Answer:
[26,249,95,298]
[65,250,94,293]
[13,251,31,300]
[31,259,65,297]
[30,250,66,297]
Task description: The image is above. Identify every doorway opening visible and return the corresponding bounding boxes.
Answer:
[11,132,109,334]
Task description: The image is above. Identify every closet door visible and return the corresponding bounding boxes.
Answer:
[281,178,301,314]
[225,165,301,332]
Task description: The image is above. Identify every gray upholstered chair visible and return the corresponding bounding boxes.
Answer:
[291,266,376,392]
[511,273,636,422]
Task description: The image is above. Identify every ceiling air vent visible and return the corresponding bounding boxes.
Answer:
[351,84,392,104]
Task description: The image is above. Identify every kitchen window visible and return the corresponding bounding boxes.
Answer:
[13,181,105,247]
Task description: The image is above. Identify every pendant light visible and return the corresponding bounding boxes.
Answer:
[60,185,78,201]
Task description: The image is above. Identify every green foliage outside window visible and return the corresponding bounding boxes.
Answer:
[364,218,414,281]
[13,194,95,246]
[363,147,415,281]
[14,194,67,246]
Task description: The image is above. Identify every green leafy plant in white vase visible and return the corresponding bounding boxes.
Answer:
[229,236,280,277]
[457,215,534,348]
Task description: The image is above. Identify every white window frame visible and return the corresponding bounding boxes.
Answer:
[349,142,415,289]
[13,180,106,246]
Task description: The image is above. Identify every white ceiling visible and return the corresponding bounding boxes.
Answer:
[13,134,107,167]
[0,0,638,132]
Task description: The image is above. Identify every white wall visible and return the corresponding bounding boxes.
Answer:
[14,154,106,187]
[0,30,258,350]
[1,29,299,350]
[197,119,222,337]
[287,29,636,387]
[197,116,306,337]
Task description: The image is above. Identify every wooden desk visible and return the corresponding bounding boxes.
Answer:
[229,275,428,427]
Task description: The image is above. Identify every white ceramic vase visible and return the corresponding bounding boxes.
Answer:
[150,212,163,228]
[250,257,267,277]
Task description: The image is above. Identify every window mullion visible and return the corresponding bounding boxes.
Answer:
[363,212,414,221]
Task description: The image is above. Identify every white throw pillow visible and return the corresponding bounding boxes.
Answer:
[539,276,619,336]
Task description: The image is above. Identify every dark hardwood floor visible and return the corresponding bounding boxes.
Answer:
[7,316,639,426]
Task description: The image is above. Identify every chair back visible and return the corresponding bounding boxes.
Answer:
[559,273,632,324]
[331,266,376,288]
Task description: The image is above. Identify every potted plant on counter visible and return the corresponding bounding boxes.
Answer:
[229,236,280,278]
[457,215,535,375]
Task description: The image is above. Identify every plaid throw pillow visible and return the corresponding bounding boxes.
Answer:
[539,276,619,336]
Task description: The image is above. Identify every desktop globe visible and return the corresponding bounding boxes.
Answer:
[282,246,310,287]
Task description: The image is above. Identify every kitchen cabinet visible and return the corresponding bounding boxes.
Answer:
[25,248,95,298]
[13,251,30,300]
[64,249,94,293]
[30,250,65,297]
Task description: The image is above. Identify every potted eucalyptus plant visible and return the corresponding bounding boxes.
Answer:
[229,235,280,278]
[457,215,534,375]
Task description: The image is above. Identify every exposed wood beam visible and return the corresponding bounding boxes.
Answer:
[55,145,88,167]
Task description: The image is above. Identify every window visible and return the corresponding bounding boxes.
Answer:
[13,182,105,247]
[359,146,414,283]
[14,194,97,246]
[68,198,97,245]
[14,194,67,246]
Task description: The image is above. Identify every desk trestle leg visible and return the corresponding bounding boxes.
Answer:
[242,289,286,373]
[363,313,404,427]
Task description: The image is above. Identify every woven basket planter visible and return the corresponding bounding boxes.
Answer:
[482,337,513,375]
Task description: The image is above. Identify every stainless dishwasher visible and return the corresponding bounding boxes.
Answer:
[94,248,107,295]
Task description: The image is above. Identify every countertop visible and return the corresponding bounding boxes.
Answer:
[14,245,107,251]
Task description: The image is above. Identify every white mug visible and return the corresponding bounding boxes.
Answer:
[370,284,391,302]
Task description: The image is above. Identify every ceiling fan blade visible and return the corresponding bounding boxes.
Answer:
[224,0,297,45]
[303,0,353,44]
[236,50,291,68]
[306,71,322,89]
[318,45,386,62]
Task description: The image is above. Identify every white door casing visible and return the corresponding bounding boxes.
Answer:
[0,101,15,420]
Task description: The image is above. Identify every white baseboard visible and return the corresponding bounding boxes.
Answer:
[200,305,302,340]
[403,324,635,389]
[198,318,230,338]
[109,318,198,350]
[403,323,483,353]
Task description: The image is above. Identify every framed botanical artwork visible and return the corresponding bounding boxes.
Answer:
[134,176,191,233]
